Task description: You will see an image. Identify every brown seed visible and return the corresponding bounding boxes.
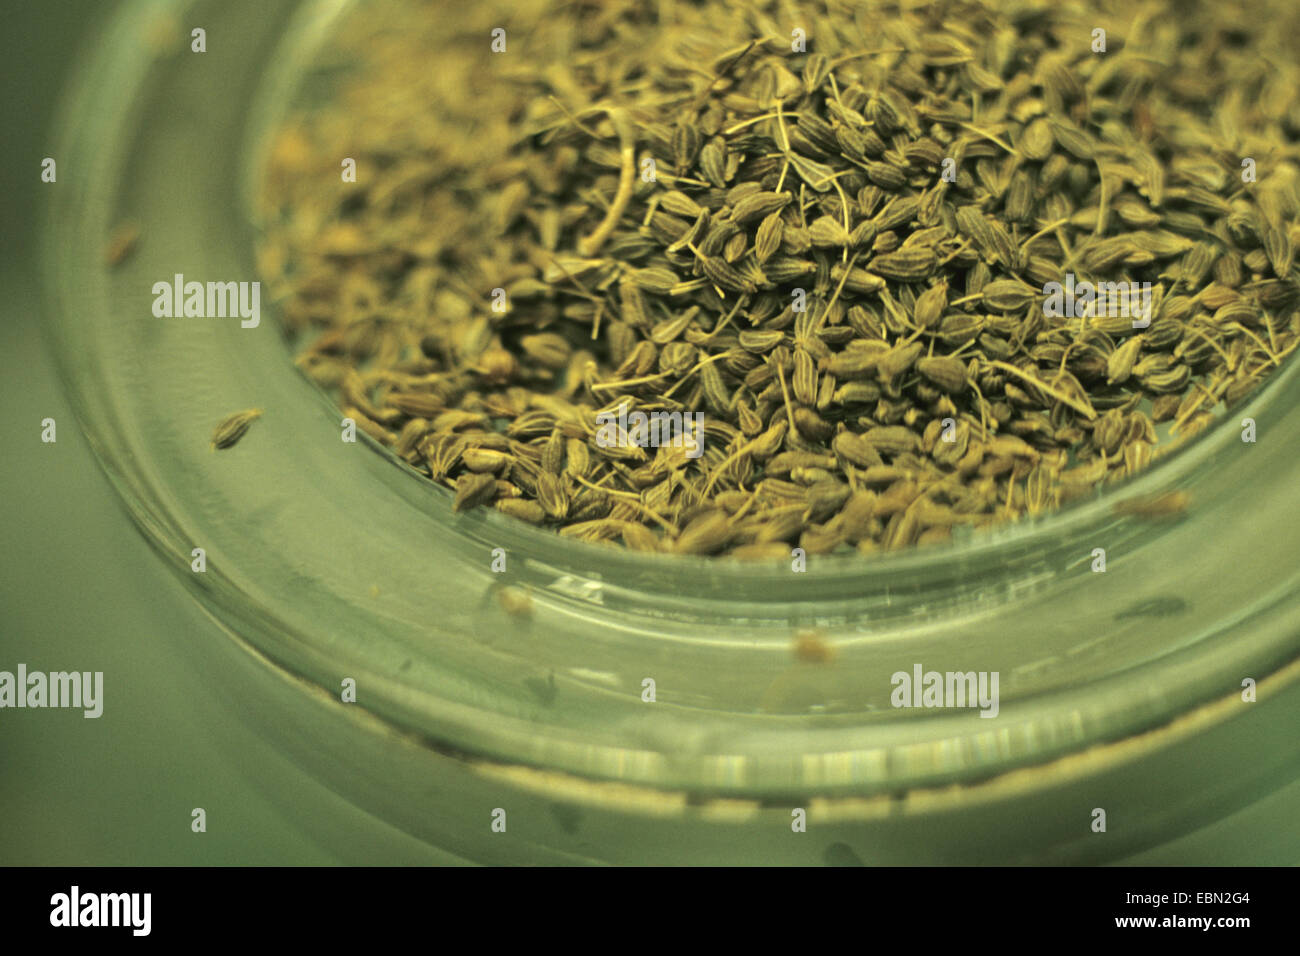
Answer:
[876,341,924,382]
[792,349,818,405]
[792,407,833,442]
[674,510,733,554]
[495,498,546,524]
[660,189,704,218]
[210,408,262,450]
[767,451,838,477]
[535,471,570,519]
[1092,410,1126,456]
[863,425,921,457]
[804,480,851,522]
[1112,490,1191,519]
[868,245,937,281]
[650,311,695,345]
[1048,119,1094,159]
[764,257,817,282]
[496,585,534,617]
[462,448,511,473]
[754,212,784,262]
[520,333,572,370]
[912,282,948,329]
[699,360,733,414]
[752,507,807,543]
[830,263,888,295]
[432,409,490,432]
[564,438,591,479]
[388,392,443,418]
[793,629,836,663]
[729,190,791,224]
[476,347,517,384]
[629,265,680,294]
[559,518,626,541]
[1106,336,1143,385]
[453,472,498,512]
[739,329,785,352]
[701,256,756,293]
[798,524,842,554]
[915,356,967,393]
[1019,118,1054,161]
[981,279,1037,311]
[955,206,999,263]
[699,137,728,188]
[671,120,702,171]
[622,522,662,552]
[865,161,907,190]
[104,222,140,267]
[832,430,883,468]
[808,215,851,248]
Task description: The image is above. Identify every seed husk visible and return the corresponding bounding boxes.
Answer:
[864,426,921,457]
[495,498,547,524]
[915,356,968,393]
[869,246,937,281]
[1106,336,1143,385]
[674,510,733,554]
[453,472,498,512]
[793,629,836,663]
[1112,490,1191,519]
[105,222,141,267]
[210,408,263,450]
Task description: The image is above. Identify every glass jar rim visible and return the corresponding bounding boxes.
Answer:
[40,0,1300,811]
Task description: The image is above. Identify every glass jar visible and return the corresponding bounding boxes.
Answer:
[41,0,1300,863]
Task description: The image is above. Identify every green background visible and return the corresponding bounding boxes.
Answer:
[1,0,1297,866]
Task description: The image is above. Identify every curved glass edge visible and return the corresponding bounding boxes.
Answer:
[39,0,1300,798]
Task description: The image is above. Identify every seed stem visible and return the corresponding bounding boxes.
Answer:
[987,360,1097,420]
[578,109,637,257]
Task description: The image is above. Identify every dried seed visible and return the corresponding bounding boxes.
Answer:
[521,333,572,370]
[868,246,937,281]
[702,256,757,293]
[754,212,784,263]
[699,137,728,188]
[1106,336,1143,385]
[453,472,498,512]
[210,408,262,450]
[730,190,791,224]
[739,329,785,352]
[792,407,833,442]
[1112,490,1191,519]
[495,498,546,524]
[535,471,570,519]
[793,629,836,663]
[104,222,140,267]
[915,356,967,393]
[792,349,818,405]
[981,279,1037,311]
[674,510,732,554]
[864,425,921,457]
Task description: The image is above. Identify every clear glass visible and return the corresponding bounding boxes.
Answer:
[41,0,1300,863]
